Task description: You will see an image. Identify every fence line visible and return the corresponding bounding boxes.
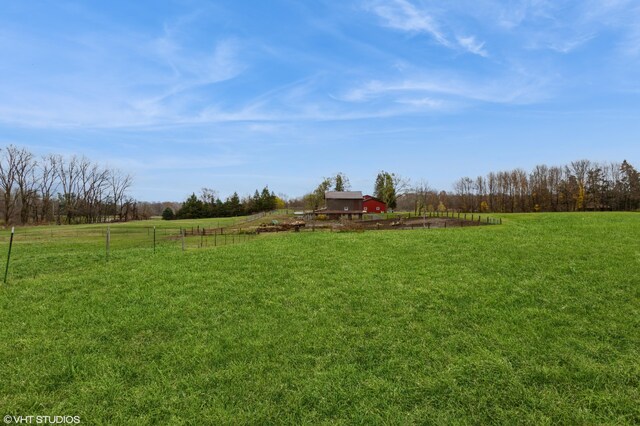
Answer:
[362,210,502,224]
[0,209,499,282]
[0,228,262,283]
[0,223,262,252]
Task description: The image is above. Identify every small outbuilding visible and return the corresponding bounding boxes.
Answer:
[362,195,387,213]
[315,191,364,219]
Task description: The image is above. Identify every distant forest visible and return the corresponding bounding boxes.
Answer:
[156,158,640,218]
[400,159,640,214]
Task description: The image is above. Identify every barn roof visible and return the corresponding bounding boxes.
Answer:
[363,195,385,204]
[325,191,363,199]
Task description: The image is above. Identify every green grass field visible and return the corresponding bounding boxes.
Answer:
[0,213,638,424]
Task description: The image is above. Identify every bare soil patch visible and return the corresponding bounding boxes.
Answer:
[241,214,494,233]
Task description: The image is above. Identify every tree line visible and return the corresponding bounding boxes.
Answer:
[6,142,634,227]
[446,159,640,213]
[398,160,639,214]
[294,160,639,214]
[0,145,136,225]
[165,186,284,219]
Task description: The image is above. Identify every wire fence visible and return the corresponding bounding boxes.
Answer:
[0,211,282,272]
[1,224,259,253]
[0,209,501,282]
[0,224,266,284]
[362,210,502,224]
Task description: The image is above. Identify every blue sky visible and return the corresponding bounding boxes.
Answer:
[1,0,639,201]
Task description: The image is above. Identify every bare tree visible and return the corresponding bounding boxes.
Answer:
[487,172,497,212]
[475,176,487,211]
[568,159,591,211]
[548,166,564,211]
[606,162,623,210]
[109,169,133,222]
[412,180,440,225]
[12,147,37,224]
[0,145,21,225]
[55,155,80,224]
[454,177,474,212]
[80,159,110,223]
[530,164,549,212]
[413,180,434,215]
[200,187,218,204]
[38,154,59,223]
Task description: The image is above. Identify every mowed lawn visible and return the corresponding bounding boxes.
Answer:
[0,213,638,424]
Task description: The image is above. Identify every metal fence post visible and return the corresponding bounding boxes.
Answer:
[4,227,15,284]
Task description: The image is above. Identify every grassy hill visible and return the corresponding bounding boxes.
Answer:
[0,213,638,424]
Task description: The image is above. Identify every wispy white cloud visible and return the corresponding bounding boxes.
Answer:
[546,34,595,54]
[0,30,247,129]
[366,0,450,47]
[588,1,640,57]
[475,0,640,57]
[0,6,252,129]
[365,0,489,57]
[1,0,638,132]
[456,35,488,57]
[339,70,550,106]
[112,153,249,171]
[132,37,246,115]
[394,97,444,108]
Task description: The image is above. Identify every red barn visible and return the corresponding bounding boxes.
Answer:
[362,195,386,213]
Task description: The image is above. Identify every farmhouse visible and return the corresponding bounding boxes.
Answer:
[315,191,364,219]
[363,195,386,213]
